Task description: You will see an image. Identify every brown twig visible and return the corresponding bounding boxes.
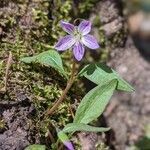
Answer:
[47,130,55,143]
[56,139,64,150]
[58,143,64,150]
[0,51,12,93]
[46,61,76,116]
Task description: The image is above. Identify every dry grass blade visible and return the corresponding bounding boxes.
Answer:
[0,51,12,93]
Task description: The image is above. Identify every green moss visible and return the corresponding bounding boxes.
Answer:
[78,0,99,17]
[0,0,110,149]
[0,119,6,131]
[95,143,109,150]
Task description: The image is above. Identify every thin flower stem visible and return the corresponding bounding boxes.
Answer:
[73,18,83,24]
[46,61,76,116]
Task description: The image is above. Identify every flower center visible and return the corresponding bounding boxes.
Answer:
[74,28,82,42]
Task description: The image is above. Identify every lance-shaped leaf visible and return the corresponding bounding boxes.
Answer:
[74,80,117,124]
[24,144,46,150]
[63,123,110,133]
[21,50,67,78]
[79,63,134,92]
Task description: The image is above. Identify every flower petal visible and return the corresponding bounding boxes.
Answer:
[61,21,75,34]
[82,34,100,49]
[73,42,85,61]
[55,35,76,51]
[78,20,91,35]
[64,141,75,150]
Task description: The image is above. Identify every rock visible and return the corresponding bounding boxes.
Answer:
[102,17,123,37]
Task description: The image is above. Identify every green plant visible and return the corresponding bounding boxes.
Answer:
[22,19,134,150]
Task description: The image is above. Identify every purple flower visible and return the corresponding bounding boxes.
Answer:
[55,20,100,61]
[64,141,74,150]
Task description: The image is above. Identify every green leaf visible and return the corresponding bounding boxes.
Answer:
[24,144,46,150]
[63,123,110,133]
[58,131,70,143]
[79,63,134,92]
[21,50,67,78]
[21,56,37,63]
[74,79,117,124]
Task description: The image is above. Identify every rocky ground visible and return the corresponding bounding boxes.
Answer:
[106,37,150,150]
[78,0,150,149]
